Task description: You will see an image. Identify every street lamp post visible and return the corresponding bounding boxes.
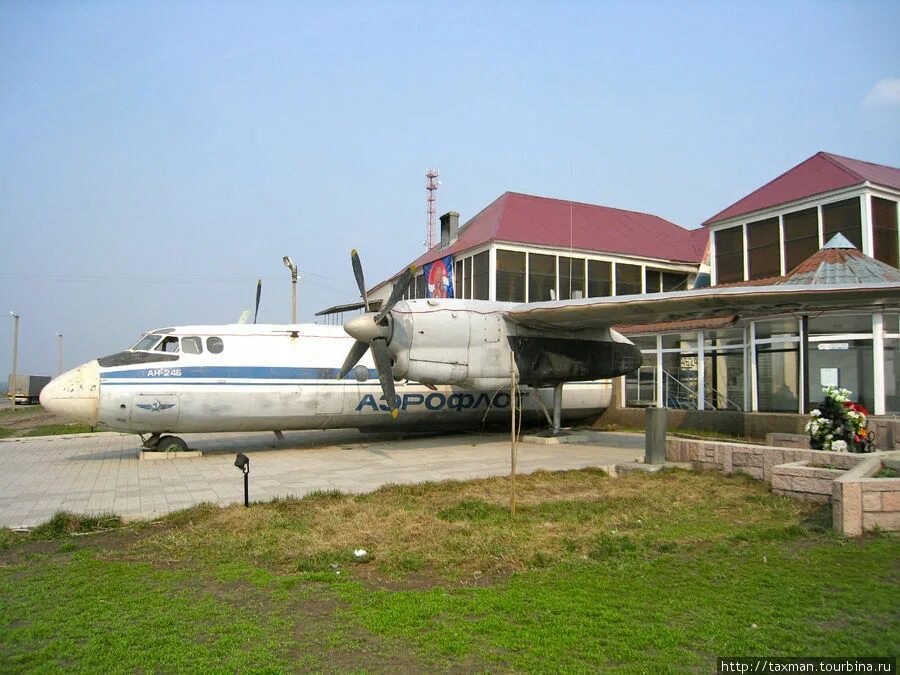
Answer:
[282,256,298,324]
[8,312,19,409]
[56,332,63,375]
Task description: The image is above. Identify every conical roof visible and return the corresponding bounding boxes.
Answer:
[776,235,900,286]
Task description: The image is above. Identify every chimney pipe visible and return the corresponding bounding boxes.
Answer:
[440,211,459,247]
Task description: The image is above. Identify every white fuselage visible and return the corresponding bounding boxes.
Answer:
[41,322,611,434]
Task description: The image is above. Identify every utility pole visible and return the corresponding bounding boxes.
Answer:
[56,332,63,375]
[9,312,19,409]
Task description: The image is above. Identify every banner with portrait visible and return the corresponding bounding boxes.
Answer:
[424,255,454,298]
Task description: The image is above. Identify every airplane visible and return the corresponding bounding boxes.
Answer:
[40,248,899,452]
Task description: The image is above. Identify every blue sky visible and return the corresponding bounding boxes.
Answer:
[1,0,899,375]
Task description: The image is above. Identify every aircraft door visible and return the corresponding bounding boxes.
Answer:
[130,393,181,429]
[316,381,345,416]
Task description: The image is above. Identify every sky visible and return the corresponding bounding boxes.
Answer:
[1,0,899,376]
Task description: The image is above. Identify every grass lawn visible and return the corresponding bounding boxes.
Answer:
[1,469,897,672]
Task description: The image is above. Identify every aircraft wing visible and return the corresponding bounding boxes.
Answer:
[503,282,900,331]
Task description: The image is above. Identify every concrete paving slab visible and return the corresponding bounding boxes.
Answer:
[0,429,645,528]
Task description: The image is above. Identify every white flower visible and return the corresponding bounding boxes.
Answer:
[831,440,848,452]
[811,409,822,417]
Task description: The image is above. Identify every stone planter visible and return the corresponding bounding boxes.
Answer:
[772,461,846,503]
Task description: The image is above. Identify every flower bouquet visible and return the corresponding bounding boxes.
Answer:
[805,386,871,453]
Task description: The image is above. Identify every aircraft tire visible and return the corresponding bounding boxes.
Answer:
[156,435,188,453]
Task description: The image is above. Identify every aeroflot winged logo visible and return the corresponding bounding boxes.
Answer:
[136,399,176,413]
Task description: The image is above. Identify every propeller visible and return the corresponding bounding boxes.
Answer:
[339,250,415,418]
[253,279,262,324]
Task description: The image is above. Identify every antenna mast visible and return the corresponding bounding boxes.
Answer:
[425,168,440,250]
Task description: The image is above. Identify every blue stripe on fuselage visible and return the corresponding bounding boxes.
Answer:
[100,366,377,380]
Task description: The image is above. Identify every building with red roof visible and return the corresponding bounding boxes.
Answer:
[322,151,899,426]
[705,152,899,285]
[368,191,703,306]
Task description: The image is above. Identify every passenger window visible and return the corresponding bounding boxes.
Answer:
[207,336,224,354]
[182,336,203,354]
[156,336,180,353]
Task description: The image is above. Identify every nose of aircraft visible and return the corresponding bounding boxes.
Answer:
[39,360,101,426]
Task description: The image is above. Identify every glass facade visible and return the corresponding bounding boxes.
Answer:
[783,207,819,272]
[714,225,744,283]
[747,217,780,280]
[496,250,526,302]
[616,263,642,296]
[872,197,899,269]
[472,251,490,300]
[822,197,862,249]
[626,312,896,415]
[588,260,612,297]
[558,256,585,300]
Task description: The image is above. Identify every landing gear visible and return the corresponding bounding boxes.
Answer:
[551,382,564,436]
[141,433,161,450]
[156,435,188,453]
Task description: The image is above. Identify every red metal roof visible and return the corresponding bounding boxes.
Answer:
[704,152,900,226]
[406,192,702,274]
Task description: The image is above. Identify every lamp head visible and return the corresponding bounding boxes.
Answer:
[234,453,250,473]
[282,256,295,270]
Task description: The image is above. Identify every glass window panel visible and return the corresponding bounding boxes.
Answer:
[626,366,657,407]
[747,217,780,280]
[755,319,799,340]
[462,258,471,299]
[662,333,698,351]
[823,197,862,249]
[472,252,489,300]
[705,328,745,348]
[783,207,819,272]
[663,351,699,408]
[415,274,426,299]
[496,250,526,302]
[662,271,688,291]
[528,253,556,301]
[629,335,657,351]
[714,226,744,283]
[558,256,585,300]
[454,260,462,299]
[756,346,799,412]
[886,312,900,337]
[809,339,874,411]
[645,269,662,293]
[705,350,744,410]
[616,263,641,296]
[873,197,898,269]
[809,314,872,336]
[587,260,611,297]
[887,336,899,413]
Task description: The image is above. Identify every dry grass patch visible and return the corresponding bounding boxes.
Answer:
[127,468,817,584]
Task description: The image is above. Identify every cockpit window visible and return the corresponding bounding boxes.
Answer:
[132,334,162,351]
[155,336,180,353]
[206,336,224,354]
[182,336,203,355]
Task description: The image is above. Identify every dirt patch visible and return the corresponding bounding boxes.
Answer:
[0,405,70,436]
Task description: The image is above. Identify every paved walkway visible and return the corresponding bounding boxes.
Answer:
[0,429,645,528]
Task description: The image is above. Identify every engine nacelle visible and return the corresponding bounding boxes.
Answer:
[386,299,643,389]
[389,299,513,388]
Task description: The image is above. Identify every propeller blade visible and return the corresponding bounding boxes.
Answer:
[374,265,416,325]
[351,249,369,313]
[371,338,398,418]
[339,340,369,380]
[253,279,262,324]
